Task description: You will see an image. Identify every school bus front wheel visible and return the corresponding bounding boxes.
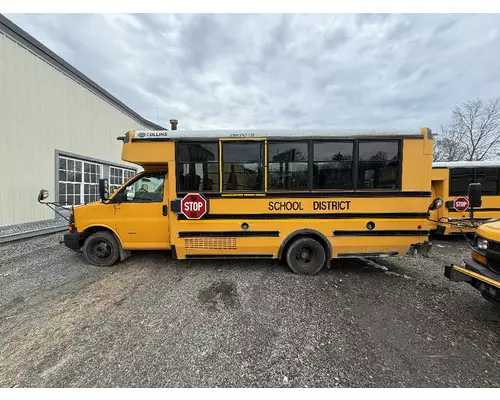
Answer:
[82,231,121,267]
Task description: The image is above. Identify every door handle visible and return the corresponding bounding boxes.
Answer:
[162,205,168,216]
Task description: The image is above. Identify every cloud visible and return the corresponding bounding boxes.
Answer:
[5,13,500,131]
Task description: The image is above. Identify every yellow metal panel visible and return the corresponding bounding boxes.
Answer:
[402,139,433,191]
[422,127,434,155]
[172,215,428,259]
[122,140,174,165]
[206,197,429,214]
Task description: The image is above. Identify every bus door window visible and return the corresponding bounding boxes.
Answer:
[124,175,165,203]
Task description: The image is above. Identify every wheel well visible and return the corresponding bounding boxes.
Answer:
[278,230,332,261]
[79,226,116,247]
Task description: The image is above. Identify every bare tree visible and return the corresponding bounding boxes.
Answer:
[433,124,468,162]
[433,97,500,162]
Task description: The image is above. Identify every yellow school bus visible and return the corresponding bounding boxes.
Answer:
[39,125,436,275]
[430,161,500,235]
[445,183,500,305]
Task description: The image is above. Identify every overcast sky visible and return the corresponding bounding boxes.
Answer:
[6,13,500,130]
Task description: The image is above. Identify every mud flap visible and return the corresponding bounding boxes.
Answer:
[408,241,432,258]
[119,247,131,262]
[112,232,131,262]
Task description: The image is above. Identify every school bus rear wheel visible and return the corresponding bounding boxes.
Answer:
[285,237,326,275]
[83,231,120,267]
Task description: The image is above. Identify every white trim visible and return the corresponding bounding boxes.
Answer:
[133,128,424,140]
[433,161,500,169]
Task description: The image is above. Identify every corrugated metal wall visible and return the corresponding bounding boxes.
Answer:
[0,32,151,226]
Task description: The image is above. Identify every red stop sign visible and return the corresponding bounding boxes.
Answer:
[180,193,208,219]
[453,196,470,212]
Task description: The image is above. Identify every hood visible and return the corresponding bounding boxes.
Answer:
[477,220,500,240]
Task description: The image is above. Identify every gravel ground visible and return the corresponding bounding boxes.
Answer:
[0,233,499,388]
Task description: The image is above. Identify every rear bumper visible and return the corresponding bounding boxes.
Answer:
[63,231,82,250]
[445,259,500,299]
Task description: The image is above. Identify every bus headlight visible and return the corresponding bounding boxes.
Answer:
[477,238,488,250]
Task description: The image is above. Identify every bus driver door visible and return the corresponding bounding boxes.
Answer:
[113,171,170,250]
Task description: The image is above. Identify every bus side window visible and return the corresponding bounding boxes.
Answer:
[449,168,473,196]
[226,164,239,190]
[313,142,353,190]
[475,167,499,195]
[222,142,264,192]
[358,141,399,190]
[177,142,219,192]
[184,171,201,190]
[268,141,308,191]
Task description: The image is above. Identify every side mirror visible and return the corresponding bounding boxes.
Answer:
[38,189,49,202]
[99,178,109,201]
[428,197,443,212]
[469,183,482,208]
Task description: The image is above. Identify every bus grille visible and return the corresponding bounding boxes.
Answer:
[185,237,237,250]
[487,260,500,275]
[487,240,500,253]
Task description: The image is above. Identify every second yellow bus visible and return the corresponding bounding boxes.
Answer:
[430,161,500,235]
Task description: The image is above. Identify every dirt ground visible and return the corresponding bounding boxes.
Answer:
[0,233,499,387]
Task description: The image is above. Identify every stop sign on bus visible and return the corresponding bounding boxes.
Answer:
[180,193,208,219]
[453,196,470,212]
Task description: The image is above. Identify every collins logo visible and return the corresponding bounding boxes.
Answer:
[135,131,169,139]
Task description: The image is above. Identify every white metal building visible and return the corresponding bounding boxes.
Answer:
[0,15,165,239]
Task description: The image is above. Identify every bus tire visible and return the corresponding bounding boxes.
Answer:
[285,237,326,275]
[83,231,120,267]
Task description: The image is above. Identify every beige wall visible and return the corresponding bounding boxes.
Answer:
[0,32,151,226]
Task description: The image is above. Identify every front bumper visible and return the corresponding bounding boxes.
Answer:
[63,231,82,250]
[445,259,500,299]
